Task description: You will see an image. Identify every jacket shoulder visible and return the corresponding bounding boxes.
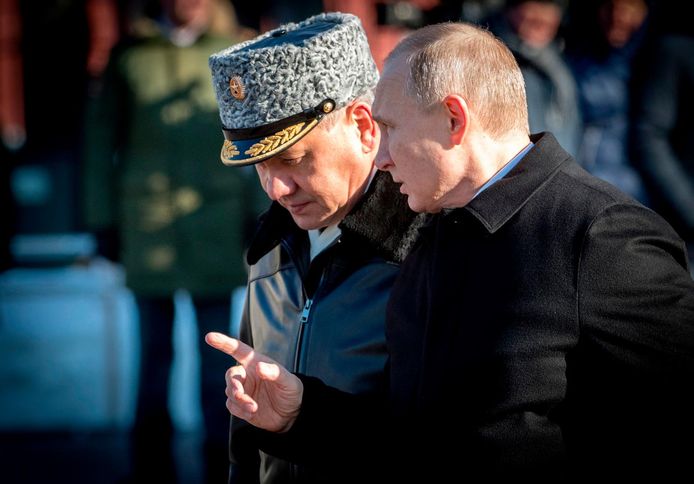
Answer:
[248,244,293,282]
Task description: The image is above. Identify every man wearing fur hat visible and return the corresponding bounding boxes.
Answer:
[208,12,422,483]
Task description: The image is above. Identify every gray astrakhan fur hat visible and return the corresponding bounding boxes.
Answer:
[209,12,379,166]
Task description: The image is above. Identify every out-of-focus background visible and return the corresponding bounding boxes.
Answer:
[1,0,691,483]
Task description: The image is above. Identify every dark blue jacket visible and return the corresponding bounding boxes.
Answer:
[230,171,422,483]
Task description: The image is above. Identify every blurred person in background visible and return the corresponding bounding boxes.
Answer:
[229,0,322,34]
[630,4,694,271]
[0,0,23,272]
[208,12,422,483]
[81,0,265,481]
[486,0,581,156]
[323,0,463,70]
[1,0,119,266]
[566,0,650,203]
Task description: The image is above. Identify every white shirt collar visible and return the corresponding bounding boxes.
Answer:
[308,224,341,261]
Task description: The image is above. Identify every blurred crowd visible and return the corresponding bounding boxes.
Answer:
[1,0,692,271]
[0,0,692,482]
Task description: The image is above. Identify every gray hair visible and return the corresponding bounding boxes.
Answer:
[386,22,529,138]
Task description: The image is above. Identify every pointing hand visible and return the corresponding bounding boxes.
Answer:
[205,332,303,433]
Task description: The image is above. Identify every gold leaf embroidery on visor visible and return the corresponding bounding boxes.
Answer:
[221,139,240,160]
[245,122,305,157]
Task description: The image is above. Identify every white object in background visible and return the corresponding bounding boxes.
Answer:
[0,258,138,430]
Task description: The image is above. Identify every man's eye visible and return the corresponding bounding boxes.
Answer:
[281,157,302,166]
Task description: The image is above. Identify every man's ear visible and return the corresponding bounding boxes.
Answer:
[443,94,469,146]
[347,101,378,153]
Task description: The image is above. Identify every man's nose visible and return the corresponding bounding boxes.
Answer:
[265,173,295,200]
[374,142,393,171]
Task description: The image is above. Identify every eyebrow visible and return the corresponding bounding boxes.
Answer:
[279,146,306,157]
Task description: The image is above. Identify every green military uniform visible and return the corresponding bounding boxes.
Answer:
[82,18,268,483]
[83,21,265,296]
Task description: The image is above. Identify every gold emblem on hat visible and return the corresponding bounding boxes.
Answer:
[245,122,306,157]
[323,101,334,113]
[229,76,245,100]
[221,139,240,161]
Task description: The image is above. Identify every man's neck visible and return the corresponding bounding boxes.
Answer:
[306,166,377,260]
[308,224,341,261]
[445,131,532,209]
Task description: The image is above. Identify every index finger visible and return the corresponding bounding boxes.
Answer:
[205,332,256,365]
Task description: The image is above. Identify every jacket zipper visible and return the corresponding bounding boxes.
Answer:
[293,298,312,371]
[282,237,335,373]
[299,298,312,324]
[292,297,313,481]
[285,239,336,480]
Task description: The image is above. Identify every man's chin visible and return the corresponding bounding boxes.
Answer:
[288,205,344,230]
[291,214,325,231]
[406,196,432,214]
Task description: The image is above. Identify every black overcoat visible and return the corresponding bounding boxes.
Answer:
[385,132,694,479]
[259,132,694,481]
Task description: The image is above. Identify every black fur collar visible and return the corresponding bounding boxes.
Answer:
[246,170,426,265]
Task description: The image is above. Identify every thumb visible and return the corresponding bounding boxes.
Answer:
[256,361,281,381]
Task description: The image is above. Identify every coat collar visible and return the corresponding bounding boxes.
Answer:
[457,132,573,233]
[246,170,425,265]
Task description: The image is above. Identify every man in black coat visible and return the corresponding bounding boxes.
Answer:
[631,31,694,270]
[206,21,694,481]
